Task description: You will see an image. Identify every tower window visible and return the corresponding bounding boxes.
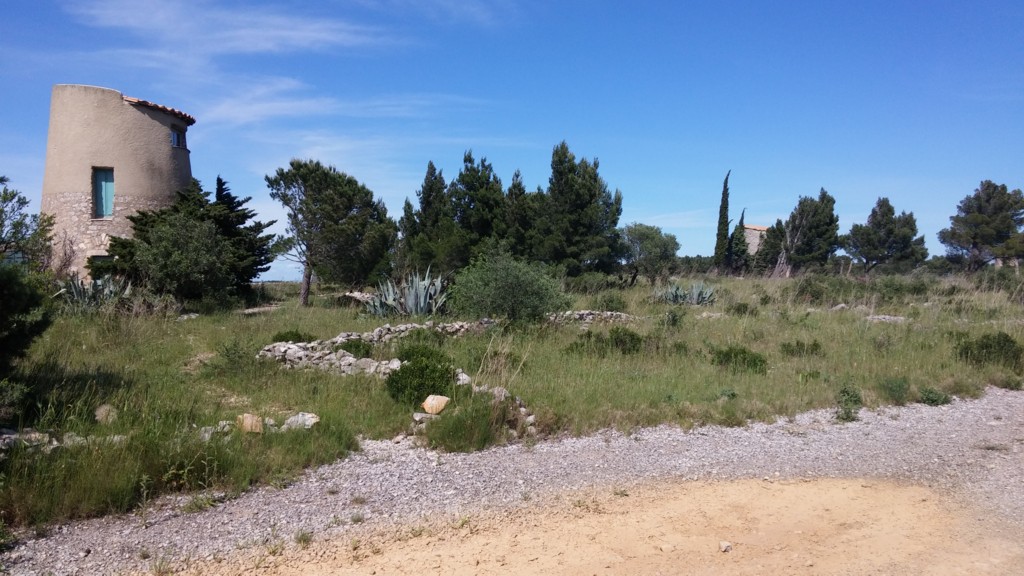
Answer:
[92,168,114,218]
[171,127,187,148]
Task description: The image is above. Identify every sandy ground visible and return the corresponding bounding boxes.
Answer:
[172,478,1024,576]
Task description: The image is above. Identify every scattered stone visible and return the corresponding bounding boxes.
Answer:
[421,395,450,415]
[455,369,472,386]
[236,414,263,434]
[94,404,118,425]
[866,315,906,323]
[660,544,675,553]
[412,412,439,424]
[719,541,733,553]
[490,387,510,403]
[62,432,89,448]
[282,412,320,431]
[176,313,199,322]
[831,303,848,311]
[548,310,637,324]
[698,312,725,319]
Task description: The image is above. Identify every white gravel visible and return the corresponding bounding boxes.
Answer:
[3,387,1023,575]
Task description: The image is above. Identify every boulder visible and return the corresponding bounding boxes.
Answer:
[236,413,264,434]
[421,395,450,415]
[282,412,320,431]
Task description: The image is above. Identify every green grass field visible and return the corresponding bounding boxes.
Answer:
[2,274,1022,529]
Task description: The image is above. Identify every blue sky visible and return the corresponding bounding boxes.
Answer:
[2,1,1022,279]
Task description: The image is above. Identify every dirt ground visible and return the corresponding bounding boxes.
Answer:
[179,478,1024,576]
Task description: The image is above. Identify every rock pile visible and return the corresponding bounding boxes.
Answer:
[198,411,321,442]
[257,320,495,375]
[406,371,538,439]
[548,310,637,325]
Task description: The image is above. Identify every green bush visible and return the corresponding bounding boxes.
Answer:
[452,252,570,323]
[709,345,768,374]
[271,330,317,343]
[338,339,374,358]
[592,291,628,313]
[424,394,507,452]
[877,376,910,405]
[608,326,644,354]
[385,358,455,407]
[918,386,951,406]
[0,266,52,378]
[565,327,646,356]
[395,343,452,366]
[565,272,614,294]
[779,339,823,357]
[835,385,863,421]
[955,332,1023,373]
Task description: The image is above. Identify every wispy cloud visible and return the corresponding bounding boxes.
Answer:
[353,0,519,27]
[198,77,488,128]
[65,0,384,56]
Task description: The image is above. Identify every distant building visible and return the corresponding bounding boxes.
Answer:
[743,224,769,255]
[40,84,195,274]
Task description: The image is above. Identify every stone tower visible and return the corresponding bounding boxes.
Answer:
[40,84,195,274]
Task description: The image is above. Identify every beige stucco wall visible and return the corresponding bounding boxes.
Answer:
[40,84,193,274]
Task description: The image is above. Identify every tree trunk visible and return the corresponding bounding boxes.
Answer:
[299,261,312,306]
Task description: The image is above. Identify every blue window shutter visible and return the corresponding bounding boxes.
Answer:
[93,168,114,217]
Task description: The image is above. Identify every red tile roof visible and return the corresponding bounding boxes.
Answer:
[123,95,196,126]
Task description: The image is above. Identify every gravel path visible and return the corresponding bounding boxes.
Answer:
[4,387,1023,575]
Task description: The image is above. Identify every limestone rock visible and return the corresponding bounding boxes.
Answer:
[282,412,320,431]
[421,395,450,415]
[236,413,263,434]
[719,541,733,553]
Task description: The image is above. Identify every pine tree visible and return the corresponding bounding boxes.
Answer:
[938,180,1024,271]
[533,142,624,276]
[266,160,396,305]
[843,197,927,273]
[728,209,750,274]
[92,178,277,302]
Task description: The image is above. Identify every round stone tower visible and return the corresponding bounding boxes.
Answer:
[40,84,195,274]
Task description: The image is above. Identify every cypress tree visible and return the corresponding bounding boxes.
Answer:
[713,171,731,269]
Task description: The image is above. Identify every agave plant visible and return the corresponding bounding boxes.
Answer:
[58,273,132,313]
[655,281,716,306]
[365,268,449,317]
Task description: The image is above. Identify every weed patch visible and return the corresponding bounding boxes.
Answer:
[271,329,317,343]
[835,385,863,422]
[955,332,1023,372]
[918,386,951,406]
[709,345,768,374]
[877,377,910,405]
[337,339,374,358]
[425,394,509,452]
[779,339,823,357]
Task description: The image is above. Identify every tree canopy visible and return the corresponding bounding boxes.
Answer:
[843,197,927,273]
[621,223,680,285]
[91,178,276,303]
[1,175,54,271]
[776,188,840,276]
[938,180,1024,271]
[531,142,624,276]
[267,159,396,304]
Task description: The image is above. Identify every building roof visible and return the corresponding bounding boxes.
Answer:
[123,95,196,126]
[743,224,769,232]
